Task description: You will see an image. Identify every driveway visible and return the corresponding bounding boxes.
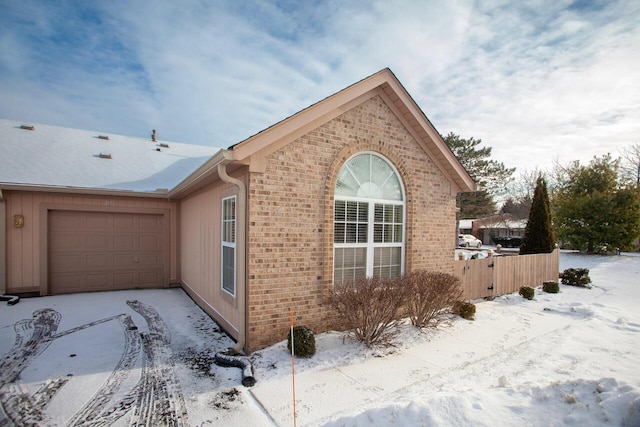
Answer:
[0,288,269,426]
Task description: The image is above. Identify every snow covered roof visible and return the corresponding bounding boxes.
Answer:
[459,219,473,229]
[0,119,223,194]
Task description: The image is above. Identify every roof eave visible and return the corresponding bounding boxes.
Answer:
[0,183,172,199]
[168,149,232,199]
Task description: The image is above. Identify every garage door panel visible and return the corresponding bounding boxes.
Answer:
[87,234,110,250]
[50,274,87,294]
[86,274,111,290]
[49,211,166,294]
[139,235,161,251]
[113,272,136,287]
[113,215,135,231]
[139,254,161,267]
[50,212,86,231]
[86,254,111,269]
[139,216,162,231]
[50,254,86,272]
[114,234,134,251]
[139,271,163,286]
[86,214,110,230]
[49,233,85,252]
[113,254,135,268]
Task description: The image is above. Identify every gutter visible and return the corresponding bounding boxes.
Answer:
[217,161,248,354]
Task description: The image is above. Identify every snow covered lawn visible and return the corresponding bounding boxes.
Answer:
[1,251,639,426]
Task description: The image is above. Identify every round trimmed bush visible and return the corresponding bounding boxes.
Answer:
[519,286,535,300]
[454,301,476,320]
[287,326,316,358]
[543,281,559,293]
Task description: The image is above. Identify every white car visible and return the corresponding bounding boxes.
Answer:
[458,234,482,248]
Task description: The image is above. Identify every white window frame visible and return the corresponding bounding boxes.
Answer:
[333,152,405,284]
[221,196,236,296]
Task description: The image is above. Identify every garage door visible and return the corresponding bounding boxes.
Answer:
[48,211,166,294]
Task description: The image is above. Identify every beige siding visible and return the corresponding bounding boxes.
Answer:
[4,191,178,294]
[246,95,457,351]
[179,181,241,339]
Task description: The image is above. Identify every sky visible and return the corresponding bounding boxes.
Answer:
[1,0,639,177]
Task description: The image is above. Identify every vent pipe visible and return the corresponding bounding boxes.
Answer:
[152,129,157,142]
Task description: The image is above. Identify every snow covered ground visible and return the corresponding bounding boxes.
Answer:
[1,251,639,426]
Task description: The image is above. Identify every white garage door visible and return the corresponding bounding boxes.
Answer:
[48,211,166,294]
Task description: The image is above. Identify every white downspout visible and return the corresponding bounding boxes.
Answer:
[217,162,247,354]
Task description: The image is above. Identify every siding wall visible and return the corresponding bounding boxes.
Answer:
[179,180,241,338]
[246,95,457,351]
[3,191,178,294]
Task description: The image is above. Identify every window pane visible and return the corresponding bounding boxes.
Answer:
[334,247,367,285]
[334,223,345,243]
[394,224,403,243]
[335,200,346,221]
[373,247,401,279]
[335,153,402,201]
[357,224,368,243]
[222,197,236,243]
[394,205,403,222]
[222,246,235,294]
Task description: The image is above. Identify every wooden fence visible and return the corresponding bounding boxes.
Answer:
[454,248,560,300]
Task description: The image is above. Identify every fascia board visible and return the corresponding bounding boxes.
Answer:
[0,183,171,199]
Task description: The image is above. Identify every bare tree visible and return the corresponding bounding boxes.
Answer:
[619,143,640,185]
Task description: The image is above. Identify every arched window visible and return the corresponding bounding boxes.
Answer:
[334,152,405,285]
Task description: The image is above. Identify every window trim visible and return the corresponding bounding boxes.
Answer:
[221,195,236,297]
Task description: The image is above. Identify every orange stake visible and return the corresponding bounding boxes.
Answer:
[290,311,297,427]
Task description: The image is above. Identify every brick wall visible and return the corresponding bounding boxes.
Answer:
[246,95,457,351]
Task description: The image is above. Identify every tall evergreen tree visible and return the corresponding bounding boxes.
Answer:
[443,132,515,219]
[520,176,556,254]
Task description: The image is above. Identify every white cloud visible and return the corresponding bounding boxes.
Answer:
[0,0,638,175]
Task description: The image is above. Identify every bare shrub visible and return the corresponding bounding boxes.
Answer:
[329,276,406,347]
[403,271,463,328]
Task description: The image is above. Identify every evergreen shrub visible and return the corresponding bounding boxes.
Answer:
[287,326,316,358]
[559,268,592,288]
[543,281,560,293]
[519,286,535,300]
[453,301,476,320]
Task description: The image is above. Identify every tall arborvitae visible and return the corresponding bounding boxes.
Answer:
[520,176,556,254]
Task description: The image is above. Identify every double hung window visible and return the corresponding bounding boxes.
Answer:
[334,153,405,285]
[222,196,236,295]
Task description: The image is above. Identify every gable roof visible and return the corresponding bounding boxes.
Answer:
[228,68,475,193]
[1,68,475,198]
[0,119,222,196]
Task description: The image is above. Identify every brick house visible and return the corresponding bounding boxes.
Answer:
[1,69,474,352]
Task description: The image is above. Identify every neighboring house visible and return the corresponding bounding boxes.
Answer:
[458,219,473,235]
[472,213,527,245]
[0,69,475,352]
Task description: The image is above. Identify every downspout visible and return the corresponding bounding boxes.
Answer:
[0,189,6,294]
[217,162,247,354]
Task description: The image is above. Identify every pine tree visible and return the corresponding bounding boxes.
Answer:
[520,176,556,254]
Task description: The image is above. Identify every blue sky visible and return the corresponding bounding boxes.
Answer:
[1,0,638,176]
